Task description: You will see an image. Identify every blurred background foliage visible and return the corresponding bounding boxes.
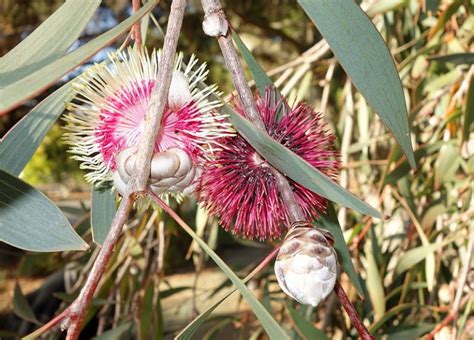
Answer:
[0,0,473,339]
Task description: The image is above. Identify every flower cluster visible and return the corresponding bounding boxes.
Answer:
[65,48,340,241]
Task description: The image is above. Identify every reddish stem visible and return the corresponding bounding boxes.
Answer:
[24,308,69,339]
[333,281,374,340]
[132,0,142,48]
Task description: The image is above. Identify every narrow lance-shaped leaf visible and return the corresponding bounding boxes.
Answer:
[91,186,116,245]
[0,0,158,114]
[463,73,474,143]
[298,0,416,169]
[0,170,88,252]
[224,106,382,219]
[150,194,289,339]
[0,84,73,176]
[318,203,364,295]
[0,0,101,88]
[231,31,273,96]
[287,304,329,340]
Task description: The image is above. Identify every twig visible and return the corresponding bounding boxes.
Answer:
[334,282,375,340]
[65,196,134,338]
[130,0,187,192]
[132,0,142,48]
[200,0,304,222]
[149,190,280,283]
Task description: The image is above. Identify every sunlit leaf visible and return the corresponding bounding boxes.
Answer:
[0,0,100,88]
[0,0,158,114]
[298,0,416,169]
[0,170,88,252]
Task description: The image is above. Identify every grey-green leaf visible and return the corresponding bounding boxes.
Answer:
[161,199,288,339]
[0,0,101,88]
[0,170,88,252]
[0,84,73,176]
[91,186,116,245]
[225,106,382,218]
[318,203,364,295]
[13,283,39,325]
[287,305,329,340]
[0,0,157,114]
[298,0,416,169]
[232,31,273,96]
[463,74,474,143]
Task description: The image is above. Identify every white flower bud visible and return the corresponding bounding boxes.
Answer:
[112,170,128,195]
[202,13,228,37]
[274,224,337,307]
[168,70,192,111]
[116,146,138,183]
[150,149,180,179]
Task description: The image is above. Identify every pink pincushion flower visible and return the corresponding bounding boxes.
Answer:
[198,89,340,240]
[64,48,232,186]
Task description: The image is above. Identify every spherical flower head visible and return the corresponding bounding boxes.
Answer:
[198,89,340,240]
[63,48,233,188]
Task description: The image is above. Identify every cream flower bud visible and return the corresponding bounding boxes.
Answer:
[168,70,192,110]
[112,170,128,195]
[274,223,337,307]
[202,12,228,37]
[116,146,138,183]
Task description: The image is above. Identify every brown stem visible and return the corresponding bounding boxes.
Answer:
[23,308,69,340]
[200,0,305,223]
[200,2,374,339]
[150,189,280,282]
[66,196,134,339]
[334,281,374,340]
[130,0,187,192]
[132,0,142,48]
[62,0,186,338]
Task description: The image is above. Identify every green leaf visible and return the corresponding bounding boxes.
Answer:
[287,305,329,340]
[232,31,273,96]
[0,170,88,252]
[463,74,474,143]
[387,324,434,340]
[318,203,364,296]
[157,196,288,340]
[0,84,73,176]
[0,0,101,88]
[428,53,474,65]
[13,283,39,325]
[0,0,158,114]
[224,106,382,218]
[182,230,287,339]
[394,244,443,276]
[91,186,116,245]
[364,236,385,321]
[298,0,415,169]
